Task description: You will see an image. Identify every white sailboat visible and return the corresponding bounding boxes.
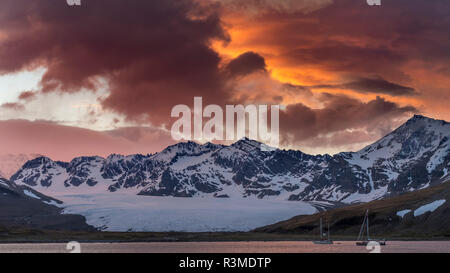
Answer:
[313,217,333,244]
[356,209,386,246]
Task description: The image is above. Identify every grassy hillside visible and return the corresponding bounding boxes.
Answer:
[255,181,450,239]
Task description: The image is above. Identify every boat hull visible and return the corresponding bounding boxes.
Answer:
[313,241,334,244]
[356,241,386,246]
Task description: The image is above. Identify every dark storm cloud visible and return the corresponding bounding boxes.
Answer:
[312,77,417,96]
[280,95,418,144]
[249,0,450,81]
[0,0,435,151]
[281,43,409,80]
[225,51,267,77]
[0,0,230,124]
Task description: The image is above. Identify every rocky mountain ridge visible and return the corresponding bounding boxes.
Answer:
[9,115,450,204]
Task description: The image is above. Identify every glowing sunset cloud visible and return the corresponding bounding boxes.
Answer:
[0,0,448,159]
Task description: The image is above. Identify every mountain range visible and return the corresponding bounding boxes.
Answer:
[8,115,450,205]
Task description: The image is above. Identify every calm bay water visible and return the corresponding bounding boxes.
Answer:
[0,241,449,253]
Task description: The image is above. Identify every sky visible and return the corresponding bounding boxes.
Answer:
[0,0,449,160]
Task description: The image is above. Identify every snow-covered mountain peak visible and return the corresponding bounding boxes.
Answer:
[0,153,42,179]
[21,156,60,169]
[70,155,104,163]
[339,115,450,198]
[398,115,449,136]
[232,137,261,148]
[7,115,450,204]
[345,115,448,160]
[153,141,209,159]
[105,154,126,164]
[230,137,278,153]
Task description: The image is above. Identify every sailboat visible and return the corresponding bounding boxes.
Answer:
[356,209,386,246]
[313,217,333,244]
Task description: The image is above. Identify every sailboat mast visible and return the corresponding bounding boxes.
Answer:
[320,218,323,239]
[357,210,367,241]
[327,221,330,241]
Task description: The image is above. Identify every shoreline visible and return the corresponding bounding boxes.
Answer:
[1,240,450,254]
[1,231,449,244]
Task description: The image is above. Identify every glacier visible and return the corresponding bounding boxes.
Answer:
[60,193,317,232]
